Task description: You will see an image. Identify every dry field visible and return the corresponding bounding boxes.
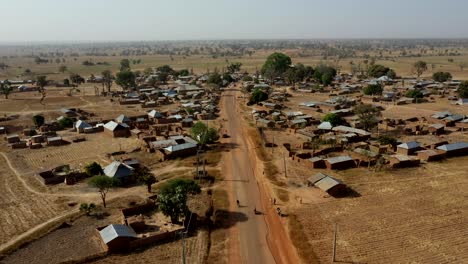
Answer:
[0,155,70,246]
[289,157,468,263]
[3,49,468,81]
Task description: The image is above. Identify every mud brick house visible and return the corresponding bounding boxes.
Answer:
[104,121,130,138]
[324,156,356,170]
[436,142,468,157]
[387,155,421,168]
[416,149,446,161]
[98,224,138,253]
[428,124,445,135]
[46,136,64,146]
[5,134,20,144]
[307,173,347,197]
[396,141,422,155]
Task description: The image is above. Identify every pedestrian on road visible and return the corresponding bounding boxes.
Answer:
[236,200,240,207]
[273,198,276,205]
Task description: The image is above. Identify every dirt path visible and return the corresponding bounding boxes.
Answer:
[220,87,300,264]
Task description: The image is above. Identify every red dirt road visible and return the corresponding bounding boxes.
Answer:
[220,88,300,264]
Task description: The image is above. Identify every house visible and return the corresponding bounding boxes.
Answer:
[417,149,446,161]
[396,141,421,155]
[428,124,445,135]
[257,118,275,128]
[324,156,356,170]
[5,134,20,144]
[436,142,468,157]
[161,142,198,160]
[47,136,64,146]
[75,120,92,133]
[103,161,134,184]
[148,110,163,120]
[181,118,194,128]
[317,122,333,131]
[115,115,131,124]
[307,173,347,197]
[455,98,468,105]
[61,108,77,117]
[387,155,420,168]
[104,121,130,138]
[98,224,138,253]
[289,118,307,129]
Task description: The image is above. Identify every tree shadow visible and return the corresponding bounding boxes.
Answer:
[216,142,239,152]
[212,209,248,229]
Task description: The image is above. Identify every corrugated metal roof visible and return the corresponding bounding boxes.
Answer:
[307,173,327,185]
[315,176,343,192]
[332,126,371,136]
[325,156,353,164]
[318,122,333,130]
[397,141,420,150]
[75,120,91,129]
[164,142,197,152]
[437,142,468,152]
[104,161,134,179]
[115,114,131,123]
[99,224,137,244]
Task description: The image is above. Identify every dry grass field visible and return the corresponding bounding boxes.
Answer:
[0,155,70,246]
[289,157,468,263]
[3,49,468,81]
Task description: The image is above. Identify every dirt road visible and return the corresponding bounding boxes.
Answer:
[220,88,300,264]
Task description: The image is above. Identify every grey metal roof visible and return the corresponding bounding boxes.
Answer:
[164,142,197,152]
[103,161,134,179]
[318,122,333,130]
[115,114,131,123]
[99,224,137,244]
[325,156,353,164]
[148,110,162,118]
[104,121,129,131]
[75,120,91,129]
[431,111,452,119]
[150,139,177,149]
[397,141,420,150]
[444,114,464,122]
[307,173,327,185]
[291,118,307,124]
[332,126,371,136]
[314,176,344,192]
[437,142,468,152]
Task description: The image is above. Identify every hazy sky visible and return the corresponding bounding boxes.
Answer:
[2,0,468,42]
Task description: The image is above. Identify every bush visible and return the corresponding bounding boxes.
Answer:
[32,115,45,127]
[406,89,424,99]
[84,162,103,177]
[433,72,452,82]
[249,88,268,104]
[458,81,468,98]
[58,117,73,128]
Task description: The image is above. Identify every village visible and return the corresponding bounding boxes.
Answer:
[0,39,468,264]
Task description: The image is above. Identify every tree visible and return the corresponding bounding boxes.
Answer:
[115,70,136,90]
[386,69,397,79]
[157,65,175,74]
[378,135,397,146]
[58,65,67,73]
[157,179,201,223]
[363,83,384,95]
[36,76,48,104]
[321,73,333,86]
[313,64,337,84]
[249,88,268,104]
[177,69,190,76]
[69,74,85,85]
[120,59,131,71]
[79,203,96,216]
[58,117,73,128]
[367,64,390,78]
[322,113,344,126]
[32,115,45,127]
[63,78,70,87]
[432,72,452,82]
[158,72,169,84]
[413,61,428,78]
[261,52,292,81]
[191,121,219,144]
[354,104,381,131]
[89,175,116,208]
[84,162,103,177]
[406,89,424,99]
[101,70,114,93]
[457,81,468,98]
[207,72,223,86]
[227,62,242,73]
[136,169,157,193]
[0,80,13,99]
[284,67,301,86]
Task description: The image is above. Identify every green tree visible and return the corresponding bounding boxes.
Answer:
[378,135,397,146]
[120,59,131,71]
[89,175,117,208]
[321,73,333,86]
[386,69,397,79]
[413,61,428,78]
[227,62,242,73]
[249,88,268,104]
[406,89,424,99]
[136,169,157,193]
[354,104,381,131]
[101,70,114,93]
[457,81,468,98]
[432,72,452,82]
[84,162,103,177]
[313,64,337,84]
[0,80,13,99]
[63,78,70,86]
[284,67,300,86]
[191,121,219,144]
[157,179,201,223]
[322,113,344,126]
[367,64,390,78]
[158,72,169,84]
[178,69,190,76]
[79,203,96,216]
[261,52,292,81]
[58,117,73,128]
[32,115,45,127]
[115,70,136,90]
[157,65,175,74]
[363,83,384,95]
[36,76,48,104]
[69,74,85,85]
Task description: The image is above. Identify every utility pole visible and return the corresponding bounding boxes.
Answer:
[182,232,187,264]
[332,223,337,262]
[283,153,287,178]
